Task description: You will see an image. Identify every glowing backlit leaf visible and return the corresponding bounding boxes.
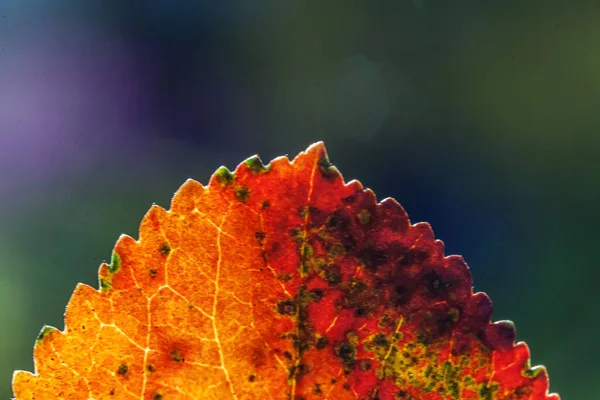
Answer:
[13,142,559,399]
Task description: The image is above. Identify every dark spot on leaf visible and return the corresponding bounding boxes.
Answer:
[288,365,296,379]
[314,383,323,394]
[348,278,368,297]
[434,313,455,337]
[391,285,411,306]
[336,341,356,367]
[149,268,157,278]
[326,216,342,231]
[254,231,266,245]
[248,374,256,382]
[421,270,450,297]
[307,206,329,228]
[289,228,304,242]
[298,205,309,218]
[360,359,373,371]
[359,246,390,271]
[117,363,128,375]
[342,233,356,252]
[325,265,342,284]
[478,382,499,400]
[310,289,324,301]
[277,273,292,281]
[378,314,395,329]
[316,336,328,349]
[170,349,184,363]
[277,299,297,315]
[373,333,390,348]
[159,243,171,256]
[250,346,267,368]
[297,364,309,376]
[354,306,368,317]
[514,385,533,396]
[235,186,250,202]
[398,249,430,267]
[416,331,431,346]
[327,243,344,257]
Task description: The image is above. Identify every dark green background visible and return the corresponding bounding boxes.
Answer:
[1,1,597,398]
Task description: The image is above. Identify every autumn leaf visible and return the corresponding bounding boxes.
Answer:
[13,142,559,400]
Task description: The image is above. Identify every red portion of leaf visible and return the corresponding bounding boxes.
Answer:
[13,142,559,399]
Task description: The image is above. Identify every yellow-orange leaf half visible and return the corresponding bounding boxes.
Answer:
[13,142,559,400]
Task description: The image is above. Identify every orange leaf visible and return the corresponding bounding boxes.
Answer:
[13,142,559,399]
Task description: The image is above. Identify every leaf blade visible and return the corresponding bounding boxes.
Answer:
[13,142,559,400]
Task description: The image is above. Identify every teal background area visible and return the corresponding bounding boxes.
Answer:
[1,1,598,398]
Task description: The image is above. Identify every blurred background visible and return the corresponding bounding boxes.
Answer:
[1,1,598,398]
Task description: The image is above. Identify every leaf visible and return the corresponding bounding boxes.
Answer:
[13,142,559,400]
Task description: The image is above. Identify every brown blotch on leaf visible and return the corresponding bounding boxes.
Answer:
[391,285,412,307]
[235,186,250,202]
[288,227,304,242]
[316,336,328,350]
[360,359,373,371]
[255,231,266,245]
[117,363,128,376]
[314,383,323,394]
[277,273,292,281]
[336,341,356,368]
[159,243,171,256]
[277,299,297,315]
[251,347,267,368]
[170,349,184,363]
[372,333,390,348]
[421,270,450,297]
[325,264,342,284]
[396,390,409,398]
